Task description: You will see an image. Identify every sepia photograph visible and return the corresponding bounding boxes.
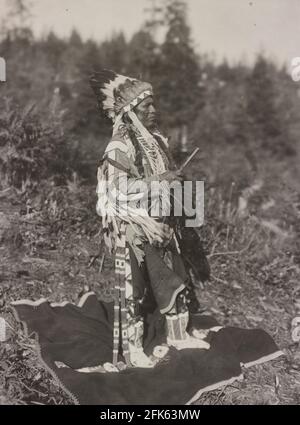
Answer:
[0,0,299,408]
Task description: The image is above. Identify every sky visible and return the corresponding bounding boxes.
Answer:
[0,0,299,66]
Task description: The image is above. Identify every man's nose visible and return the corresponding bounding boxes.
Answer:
[149,105,156,114]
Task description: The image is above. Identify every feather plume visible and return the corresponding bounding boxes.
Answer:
[89,69,152,121]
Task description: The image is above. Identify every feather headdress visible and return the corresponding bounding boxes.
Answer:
[89,70,153,122]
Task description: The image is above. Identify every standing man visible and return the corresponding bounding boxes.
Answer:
[90,70,210,368]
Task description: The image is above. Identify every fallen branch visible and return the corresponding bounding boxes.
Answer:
[208,233,256,258]
[211,274,228,284]
[99,253,105,273]
[19,381,48,398]
[208,250,240,258]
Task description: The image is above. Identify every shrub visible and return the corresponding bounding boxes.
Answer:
[0,98,72,191]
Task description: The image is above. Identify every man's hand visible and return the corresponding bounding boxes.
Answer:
[159,170,184,183]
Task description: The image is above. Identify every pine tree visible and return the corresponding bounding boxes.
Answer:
[127,30,158,82]
[1,0,33,41]
[155,0,204,147]
[101,32,128,74]
[246,55,281,146]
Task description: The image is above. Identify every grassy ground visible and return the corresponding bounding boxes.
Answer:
[0,181,299,405]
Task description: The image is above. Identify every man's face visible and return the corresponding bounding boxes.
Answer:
[134,96,156,131]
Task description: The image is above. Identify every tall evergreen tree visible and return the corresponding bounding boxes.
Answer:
[127,30,158,82]
[101,32,128,73]
[246,55,281,146]
[155,0,204,142]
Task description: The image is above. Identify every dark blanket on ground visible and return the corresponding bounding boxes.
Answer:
[11,293,283,405]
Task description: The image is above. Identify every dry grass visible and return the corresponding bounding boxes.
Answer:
[0,179,299,405]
